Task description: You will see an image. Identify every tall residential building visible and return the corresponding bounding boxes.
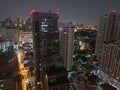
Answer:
[100,43,120,80]
[31,10,70,90]
[95,11,120,85]
[59,22,74,70]
[95,11,120,56]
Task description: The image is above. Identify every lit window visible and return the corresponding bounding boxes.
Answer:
[44,19,47,22]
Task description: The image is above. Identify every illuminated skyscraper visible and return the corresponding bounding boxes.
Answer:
[31,10,70,90]
[31,10,59,90]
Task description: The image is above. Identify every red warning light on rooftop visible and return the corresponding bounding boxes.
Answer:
[30,9,36,15]
[56,11,59,15]
[110,10,117,13]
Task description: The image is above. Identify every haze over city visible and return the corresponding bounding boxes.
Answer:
[0,0,120,24]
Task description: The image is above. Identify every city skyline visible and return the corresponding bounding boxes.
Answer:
[0,0,119,24]
[0,3,120,89]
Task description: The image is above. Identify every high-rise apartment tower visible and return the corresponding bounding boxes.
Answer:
[31,10,59,90]
[59,22,74,70]
[95,11,120,87]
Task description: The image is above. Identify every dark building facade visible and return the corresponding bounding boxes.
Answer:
[31,11,69,90]
[0,52,20,90]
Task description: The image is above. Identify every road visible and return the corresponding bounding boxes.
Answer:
[100,83,118,90]
[17,50,28,90]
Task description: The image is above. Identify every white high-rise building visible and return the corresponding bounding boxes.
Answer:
[59,22,74,70]
[95,11,120,87]
[100,43,120,78]
[96,11,120,58]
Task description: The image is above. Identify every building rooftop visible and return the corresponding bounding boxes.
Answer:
[0,52,17,63]
[46,65,69,86]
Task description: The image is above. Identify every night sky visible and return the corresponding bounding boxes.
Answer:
[0,0,119,24]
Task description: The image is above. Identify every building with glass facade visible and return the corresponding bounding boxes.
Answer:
[31,11,70,90]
